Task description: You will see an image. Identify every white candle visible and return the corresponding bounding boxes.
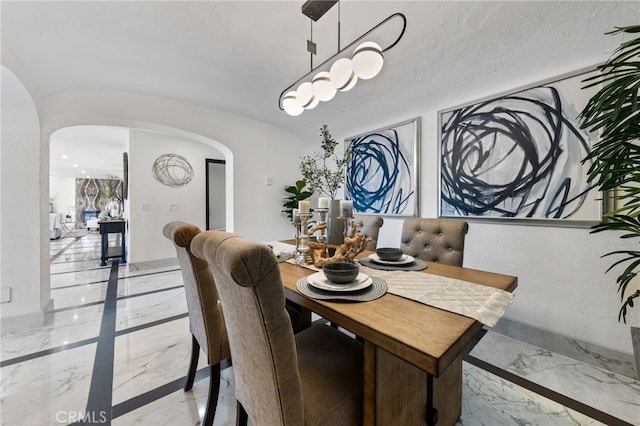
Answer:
[318,197,329,209]
[292,208,300,223]
[299,200,310,213]
[340,200,353,217]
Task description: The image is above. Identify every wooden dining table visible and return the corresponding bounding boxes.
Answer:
[279,253,517,426]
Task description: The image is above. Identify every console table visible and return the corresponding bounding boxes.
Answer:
[99,220,126,266]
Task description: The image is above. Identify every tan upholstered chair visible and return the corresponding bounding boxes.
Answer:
[191,230,363,426]
[400,218,469,266]
[162,222,231,426]
[354,214,384,250]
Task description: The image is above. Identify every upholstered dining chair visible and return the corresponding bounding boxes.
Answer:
[400,218,469,266]
[354,214,384,250]
[191,230,363,426]
[162,222,231,426]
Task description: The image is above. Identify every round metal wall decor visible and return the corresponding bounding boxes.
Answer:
[152,153,194,188]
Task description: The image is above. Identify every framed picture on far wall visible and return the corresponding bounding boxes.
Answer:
[345,117,420,217]
[438,67,603,225]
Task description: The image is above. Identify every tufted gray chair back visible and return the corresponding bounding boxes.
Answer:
[400,218,469,266]
[353,215,384,250]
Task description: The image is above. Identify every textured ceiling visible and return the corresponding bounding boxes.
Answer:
[2,1,637,178]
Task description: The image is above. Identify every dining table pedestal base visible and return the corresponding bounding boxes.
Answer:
[364,342,462,426]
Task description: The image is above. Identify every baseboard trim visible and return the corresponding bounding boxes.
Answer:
[127,258,178,271]
[1,303,50,337]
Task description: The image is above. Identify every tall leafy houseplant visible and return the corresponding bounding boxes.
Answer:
[579,25,640,323]
[300,125,352,199]
[282,179,313,221]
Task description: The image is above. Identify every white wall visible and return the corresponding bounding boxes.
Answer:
[0,67,51,331]
[49,176,75,217]
[128,129,223,264]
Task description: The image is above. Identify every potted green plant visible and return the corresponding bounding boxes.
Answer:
[282,179,313,221]
[300,125,352,244]
[579,24,640,371]
[580,25,640,322]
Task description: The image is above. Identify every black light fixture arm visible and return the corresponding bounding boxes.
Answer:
[278,12,407,110]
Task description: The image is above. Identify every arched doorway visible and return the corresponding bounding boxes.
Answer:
[48,124,233,267]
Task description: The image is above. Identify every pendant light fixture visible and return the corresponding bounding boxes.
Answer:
[330,57,358,92]
[312,71,337,101]
[278,2,406,115]
[352,41,384,79]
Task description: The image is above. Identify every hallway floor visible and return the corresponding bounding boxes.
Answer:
[1,232,638,425]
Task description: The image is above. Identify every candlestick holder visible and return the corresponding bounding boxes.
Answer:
[293,219,301,260]
[297,212,313,265]
[314,208,329,244]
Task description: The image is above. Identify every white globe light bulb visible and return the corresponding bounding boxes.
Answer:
[330,57,358,92]
[296,82,319,109]
[282,91,303,116]
[352,41,384,80]
[312,71,337,102]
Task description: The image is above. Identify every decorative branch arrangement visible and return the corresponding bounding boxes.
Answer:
[300,125,352,199]
[307,221,371,267]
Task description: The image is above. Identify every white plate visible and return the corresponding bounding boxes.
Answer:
[307,272,372,292]
[368,253,415,265]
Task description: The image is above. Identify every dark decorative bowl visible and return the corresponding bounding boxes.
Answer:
[376,247,404,262]
[322,262,360,284]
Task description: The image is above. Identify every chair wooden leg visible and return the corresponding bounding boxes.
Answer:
[184,334,200,391]
[236,400,248,426]
[202,363,221,426]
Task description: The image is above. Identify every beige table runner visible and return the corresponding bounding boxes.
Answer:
[359,266,514,327]
[274,242,514,326]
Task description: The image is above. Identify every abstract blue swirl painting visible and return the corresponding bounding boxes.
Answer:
[346,118,419,216]
[439,70,602,223]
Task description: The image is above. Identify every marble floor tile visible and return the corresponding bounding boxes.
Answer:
[50,267,115,288]
[470,331,640,424]
[459,362,605,425]
[1,306,103,360]
[112,318,194,405]
[50,270,182,310]
[51,282,109,310]
[117,270,184,298]
[115,287,187,331]
[51,252,102,263]
[50,260,107,274]
[112,367,236,426]
[0,344,96,426]
[492,318,639,380]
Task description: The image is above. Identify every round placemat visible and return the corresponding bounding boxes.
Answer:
[296,276,387,302]
[358,257,428,271]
